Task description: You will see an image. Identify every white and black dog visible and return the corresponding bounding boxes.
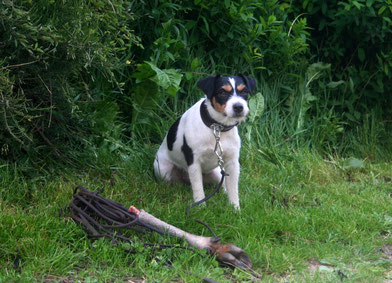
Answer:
[154,74,256,210]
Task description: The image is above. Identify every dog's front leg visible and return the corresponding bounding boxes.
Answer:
[225,160,240,210]
[188,163,205,203]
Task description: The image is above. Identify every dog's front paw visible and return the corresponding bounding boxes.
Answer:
[228,197,240,210]
[193,191,206,205]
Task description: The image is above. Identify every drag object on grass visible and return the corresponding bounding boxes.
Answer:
[69,186,252,271]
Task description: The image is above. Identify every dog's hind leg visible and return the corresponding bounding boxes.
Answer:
[154,156,190,184]
[154,156,174,182]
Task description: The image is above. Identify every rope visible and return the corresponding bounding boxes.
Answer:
[70,186,181,246]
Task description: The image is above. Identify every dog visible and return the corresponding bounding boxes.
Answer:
[153,74,256,210]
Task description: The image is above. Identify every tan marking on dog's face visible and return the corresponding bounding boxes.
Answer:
[212,97,226,114]
[237,84,246,92]
[221,84,233,92]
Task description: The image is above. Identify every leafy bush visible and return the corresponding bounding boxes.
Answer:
[0,1,139,166]
[123,0,310,143]
[1,0,391,170]
[290,0,392,123]
[128,0,309,76]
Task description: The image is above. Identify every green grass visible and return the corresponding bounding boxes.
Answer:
[1,78,391,282]
[1,144,392,282]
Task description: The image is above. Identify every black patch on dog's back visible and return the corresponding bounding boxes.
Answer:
[181,135,193,166]
[167,116,181,151]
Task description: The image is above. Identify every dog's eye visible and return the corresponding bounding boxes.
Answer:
[217,90,228,96]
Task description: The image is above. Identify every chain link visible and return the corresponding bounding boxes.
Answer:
[211,123,225,172]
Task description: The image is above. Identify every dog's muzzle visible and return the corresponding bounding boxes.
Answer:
[232,103,244,115]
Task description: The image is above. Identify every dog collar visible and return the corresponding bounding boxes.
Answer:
[200,100,238,132]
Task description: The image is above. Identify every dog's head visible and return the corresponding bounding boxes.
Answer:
[197,75,256,122]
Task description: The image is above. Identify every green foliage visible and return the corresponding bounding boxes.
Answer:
[133,62,183,97]
[1,148,392,281]
[1,0,391,169]
[128,0,309,76]
[0,0,139,166]
[1,1,392,280]
[290,0,392,123]
[189,0,309,75]
[342,157,365,170]
[245,92,265,142]
[122,0,310,145]
[129,61,183,141]
[296,62,331,132]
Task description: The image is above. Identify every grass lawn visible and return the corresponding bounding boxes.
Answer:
[1,144,392,282]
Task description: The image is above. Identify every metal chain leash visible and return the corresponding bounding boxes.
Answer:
[185,123,228,239]
[211,123,226,173]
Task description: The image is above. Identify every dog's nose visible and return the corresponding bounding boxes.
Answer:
[233,103,244,114]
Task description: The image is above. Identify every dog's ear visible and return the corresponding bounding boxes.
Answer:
[238,74,256,93]
[197,75,220,99]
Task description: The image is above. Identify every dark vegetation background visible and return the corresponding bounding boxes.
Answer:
[1,0,391,173]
